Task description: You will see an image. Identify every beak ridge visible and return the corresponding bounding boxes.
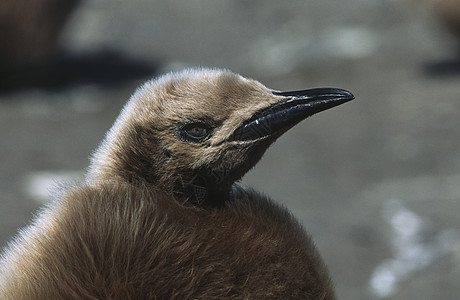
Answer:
[273,87,354,102]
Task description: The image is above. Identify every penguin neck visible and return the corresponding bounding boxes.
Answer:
[88,163,234,208]
[180,175,234,208]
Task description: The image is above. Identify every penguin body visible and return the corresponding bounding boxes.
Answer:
[1,182,332,299]
[0,68,354,299]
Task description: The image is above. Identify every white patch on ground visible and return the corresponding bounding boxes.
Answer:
[369,198,460,298]
[250,25,377,75]
[18,86,108,118]
[23,171,83,203]
[323,27,378,59]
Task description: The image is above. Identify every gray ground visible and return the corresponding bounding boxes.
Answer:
[1,1,460,299]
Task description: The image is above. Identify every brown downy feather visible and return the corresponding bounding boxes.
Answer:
[1,182,333,299]
[1,68,352,299]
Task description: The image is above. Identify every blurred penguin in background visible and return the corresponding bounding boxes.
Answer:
[0,0,81,73]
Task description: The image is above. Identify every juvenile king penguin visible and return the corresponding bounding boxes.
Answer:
[0,68,354,299]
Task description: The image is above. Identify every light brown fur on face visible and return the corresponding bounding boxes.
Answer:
[1,68,342,299]
[87,69,285,205]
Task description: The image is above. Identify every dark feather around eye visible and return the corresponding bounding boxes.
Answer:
[180,122,212,142]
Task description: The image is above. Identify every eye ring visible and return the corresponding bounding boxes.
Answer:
[180,122,213,142]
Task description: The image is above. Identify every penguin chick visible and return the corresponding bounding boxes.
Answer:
[0,68,354,299]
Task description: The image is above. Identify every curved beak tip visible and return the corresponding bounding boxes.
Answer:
[341,89,355,101]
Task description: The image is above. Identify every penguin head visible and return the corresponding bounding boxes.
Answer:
[88,68,353,206]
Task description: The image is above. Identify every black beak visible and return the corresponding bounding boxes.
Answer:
[229,88,354,142]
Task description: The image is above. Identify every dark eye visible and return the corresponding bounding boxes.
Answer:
[180,122,212,142]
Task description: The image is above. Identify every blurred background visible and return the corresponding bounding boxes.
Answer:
[1,0,460,299]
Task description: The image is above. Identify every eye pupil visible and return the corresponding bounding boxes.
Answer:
[188,126,207,137]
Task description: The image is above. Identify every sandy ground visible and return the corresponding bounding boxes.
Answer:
[1,1,460,299]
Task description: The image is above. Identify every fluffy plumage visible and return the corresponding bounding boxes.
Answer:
[1,68,353,299]
[1,182,333,299]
